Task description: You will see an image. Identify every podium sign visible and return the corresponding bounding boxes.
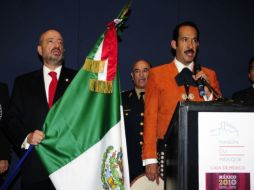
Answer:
[164,102,254,190]
[199,112,254,190]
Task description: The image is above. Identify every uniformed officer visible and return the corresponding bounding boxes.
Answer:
[122,59,151,184]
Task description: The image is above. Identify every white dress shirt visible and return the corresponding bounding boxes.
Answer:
[21,65,62,149]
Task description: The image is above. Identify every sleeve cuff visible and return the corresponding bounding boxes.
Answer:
[21,136,30,150]
[204,93,213,101]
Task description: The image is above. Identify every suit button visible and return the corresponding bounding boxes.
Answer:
[140,112,144,116]
[140,131,143,135]
[139,141,143,145]
[140,122,144,126]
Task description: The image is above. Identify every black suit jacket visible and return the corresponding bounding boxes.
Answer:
[0,82,10,160]
[232,86,254,105]
[5,67,77,184]
[122,89,145,183]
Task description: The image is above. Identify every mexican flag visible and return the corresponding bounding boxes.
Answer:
[35,6,130,190]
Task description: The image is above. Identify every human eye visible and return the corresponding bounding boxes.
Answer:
[133,69,140,74]
[58,40,64,45]
[193,38,198,43]
[143,68,149,72]
[47,38,54,44]
[181,37,188,42]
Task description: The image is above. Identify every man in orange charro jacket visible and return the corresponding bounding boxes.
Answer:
[142,21,221,184]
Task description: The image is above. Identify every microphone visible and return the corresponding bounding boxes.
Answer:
[194,64,206,97]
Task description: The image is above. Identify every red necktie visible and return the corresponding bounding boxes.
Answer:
[48,71,58,108]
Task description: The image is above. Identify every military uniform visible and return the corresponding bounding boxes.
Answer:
[122,89,145,183]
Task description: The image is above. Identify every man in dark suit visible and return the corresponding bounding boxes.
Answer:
[232,57,254,105]
[5,29,77,190]
[0,82,11,186]
[121,59,151,184]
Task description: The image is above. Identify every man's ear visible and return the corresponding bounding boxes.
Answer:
[171,40,177,50]
[131,72,134,80]
[37,45,42,56]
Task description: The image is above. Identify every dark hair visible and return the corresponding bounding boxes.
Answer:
[171,21,199,56]
[132,59,152,71]
[248,56,254,72]
[172,21,200,42]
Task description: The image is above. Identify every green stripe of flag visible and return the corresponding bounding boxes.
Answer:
[36,67,120,174]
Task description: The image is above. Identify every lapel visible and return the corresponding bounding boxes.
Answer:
[36,69,49,111]
[167,61,180,86]
[54,67,72,103]
[168,61,186,98]
[132,89,139,101]
[171,61,180,76]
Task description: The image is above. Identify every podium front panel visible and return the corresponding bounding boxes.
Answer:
[165,102,254,190]
[198,112,254,190]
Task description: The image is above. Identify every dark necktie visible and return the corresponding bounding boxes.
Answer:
[48,71,58,108]
[139,92,145,104]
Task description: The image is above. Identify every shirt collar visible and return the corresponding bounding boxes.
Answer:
[43,65,62,80]
[174,58,194,73]
[135,87,145,99]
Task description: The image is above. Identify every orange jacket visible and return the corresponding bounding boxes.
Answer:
[142,61,221,159]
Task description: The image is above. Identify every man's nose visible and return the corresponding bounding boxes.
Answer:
[55,42,60,48]
[139,71,145,77]
[187,40,194,49]
[54,41,61,48]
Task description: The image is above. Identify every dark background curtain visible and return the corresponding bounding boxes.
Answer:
[1,0,254,97]
[0,1,253,189]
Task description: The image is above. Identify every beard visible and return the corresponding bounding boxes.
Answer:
[43,53,64,66]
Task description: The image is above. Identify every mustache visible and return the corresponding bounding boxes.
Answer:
[184,49,195,54]
[51,48,61,52]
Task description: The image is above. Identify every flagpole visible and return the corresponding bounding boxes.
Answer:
[0,145,34,190]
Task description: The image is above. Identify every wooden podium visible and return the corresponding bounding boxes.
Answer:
[164,101,254,190]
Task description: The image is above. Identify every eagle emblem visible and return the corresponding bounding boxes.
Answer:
[101,146,125,190]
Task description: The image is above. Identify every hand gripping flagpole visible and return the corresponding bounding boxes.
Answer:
[0,145,34,190]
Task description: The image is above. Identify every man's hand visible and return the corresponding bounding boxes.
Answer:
[193,71,211,97]
[145,163,159,184]
[0,160,9,174]
[27,130,45,145]
[193,70,209,83]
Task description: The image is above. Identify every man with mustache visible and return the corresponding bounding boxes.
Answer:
[5,29,77,190]
[122,59,151,184]
[142,21,221,184]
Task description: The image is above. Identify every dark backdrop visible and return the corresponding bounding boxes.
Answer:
[0,0,253,189]
[1,0,254,97]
